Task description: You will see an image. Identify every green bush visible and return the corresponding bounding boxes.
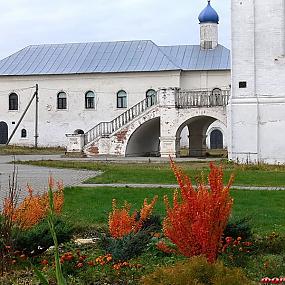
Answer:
[254,232,285,254]
[246,254,285,281]
[139,214,162,232]
[13,217,74,256]
[224,217,253,241]
[140,256,255,285]
[99,230,151,261]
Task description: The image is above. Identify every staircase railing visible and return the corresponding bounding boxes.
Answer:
[84,96,158,145]
[175,89,230,108]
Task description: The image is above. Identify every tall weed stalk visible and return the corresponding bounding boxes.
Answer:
[47,177,66,285]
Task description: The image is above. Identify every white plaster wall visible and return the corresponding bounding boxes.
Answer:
[180,70,230,90]
[0,71,180,147]
[230,0,285,163]
[200,23,218,49]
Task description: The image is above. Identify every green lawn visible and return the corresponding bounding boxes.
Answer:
[17,159,285,187]
[0,145,65,155]
[63,187,285,235]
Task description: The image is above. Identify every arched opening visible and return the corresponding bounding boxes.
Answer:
[126,118,160,157]
[74,129,84,135]
[210,129,223,149]
[176,116,218,157]
[0,122,8,144]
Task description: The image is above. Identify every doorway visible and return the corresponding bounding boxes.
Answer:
[0,122,8,144]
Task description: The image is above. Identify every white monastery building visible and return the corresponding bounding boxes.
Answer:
[229,0,285,164]
[0,1,231,158]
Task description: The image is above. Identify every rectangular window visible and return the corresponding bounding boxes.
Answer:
[239,81,247,88]
[85,97,94,109]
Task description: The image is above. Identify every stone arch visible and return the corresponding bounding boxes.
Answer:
[175,114,224,157]
[125,117,160,157]
[0,121,8,144]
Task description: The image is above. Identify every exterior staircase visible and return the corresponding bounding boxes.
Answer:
[84,96,158,148]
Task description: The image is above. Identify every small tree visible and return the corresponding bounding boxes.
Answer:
[163,159,234,262]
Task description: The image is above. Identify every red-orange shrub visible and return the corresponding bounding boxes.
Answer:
[2,177,64,230]
[163,159,234,262]
[109,196,158,238]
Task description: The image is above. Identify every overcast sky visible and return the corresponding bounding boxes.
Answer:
[0,0,230,59]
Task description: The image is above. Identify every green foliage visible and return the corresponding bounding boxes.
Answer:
[140,256,255,285]
[224,217,253,241]
[254,232,285,254]
[246,254,285,281]
[139,214,162,232]
[13,217,73,256]
[99,231,151,261]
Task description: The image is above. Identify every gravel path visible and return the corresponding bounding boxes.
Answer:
[77,183,285,191]
[0,155,100,201]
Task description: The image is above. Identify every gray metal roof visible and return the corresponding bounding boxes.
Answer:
[160,44,230,70]
[0,40,230,76]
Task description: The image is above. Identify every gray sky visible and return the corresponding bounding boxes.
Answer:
[0,0,230,59]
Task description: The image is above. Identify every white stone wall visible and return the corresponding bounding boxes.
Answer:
[200,23,218,49]
[230,0,285,163]
[0,71,180,147]
[0,69,230,149]
[180,70,230,90]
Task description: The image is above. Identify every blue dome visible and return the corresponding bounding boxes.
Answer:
[198,1,219,24]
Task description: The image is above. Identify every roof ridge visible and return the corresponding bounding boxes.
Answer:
[151,40,182,70]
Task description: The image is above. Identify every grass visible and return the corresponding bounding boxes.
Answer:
[63,187,285,235]
[17,159,285,187]
[0,145,65,155]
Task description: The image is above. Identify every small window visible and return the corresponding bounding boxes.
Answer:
[146,89,157,107]
[57,92,67,109]
[21,129,27,138]
[85,91,95,109]
[9,93,18,110]
[239,81,247,88]
[117,90,127,108]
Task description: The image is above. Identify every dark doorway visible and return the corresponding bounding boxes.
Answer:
[210,129,223,149]
[0,122,8,144]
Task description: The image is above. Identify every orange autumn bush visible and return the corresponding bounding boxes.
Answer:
[163,159,234,262]
[109,196,158,238]
[3,177,64,230]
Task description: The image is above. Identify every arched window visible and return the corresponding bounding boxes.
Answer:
[74,129,84,135]
[210,129,223,149]
[117,90,127,108]
[146,89,157,107]
[9,93,18,110]
[57,92,67,109]
[21,129,27,138]
[85,91,95,109]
